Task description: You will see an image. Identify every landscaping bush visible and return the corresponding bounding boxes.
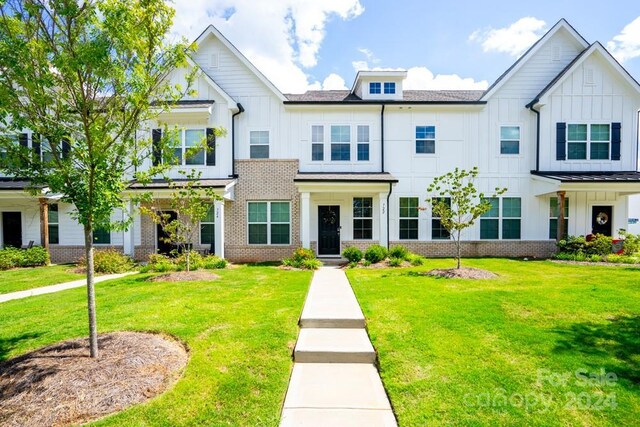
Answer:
[389,245,409,260]
[620,230,640,255]
[605,254,640,264]
[388,257,403,267]
[588,234,613,256]
[143,252,227,272]
[348,261,358,269]
[175,251,204,271]
[407,253,425,266]
[282,248,321,270]
[557,235,588,254]
[79,249,134,274]
[342,246,363,263]
[364,244,388,264]
[362,259,372,267]
[0,246,49,270]
[201,255,227,269]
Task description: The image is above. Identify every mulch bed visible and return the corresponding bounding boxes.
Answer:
[425,267,498,279]
[551,260,640,267]
[0,331,188,427]
[148,271,220,282]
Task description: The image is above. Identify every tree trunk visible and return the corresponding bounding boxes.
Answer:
[456,230,462,269]
[186,248,190,272]
[84,225,99,358]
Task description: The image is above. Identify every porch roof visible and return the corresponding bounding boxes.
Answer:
[0,179,36,190]
[127,178,235,189]
[531,171,640,195]
[531,171,640,183]
[294,172,398,183]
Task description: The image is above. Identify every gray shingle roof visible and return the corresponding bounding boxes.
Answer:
[128,178,235,189]
[0,179,40,190]
[284,90,484,103]
[532,171,640,182]
[294,172,398,183]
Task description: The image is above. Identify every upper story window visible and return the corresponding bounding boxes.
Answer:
[384,82,396,94]
[567,124,609,160]
[250,130,270,159]
[415,126,436,154]
[167,129,206,165]
[0,134,18,160]
[330,125,351,161]
[357,125,370,161]
[500,126,520,155]
[311,125,324,161]
[369,82,381,94]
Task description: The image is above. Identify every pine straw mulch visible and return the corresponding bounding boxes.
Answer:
[0,331,188,427]
[147,271,220,282]
[424,267,498,279]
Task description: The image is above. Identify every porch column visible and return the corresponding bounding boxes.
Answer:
[301,192,311,249]
[214,199,225,258]
[122,200,134,257]
[379,192,389,248]
[39,198,49,249]
[557,191,566,242]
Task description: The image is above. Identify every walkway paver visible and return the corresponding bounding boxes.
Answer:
[281,266,397,426]
[0,272,136,303]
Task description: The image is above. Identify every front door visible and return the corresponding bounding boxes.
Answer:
[592,206,613,236]
[2,212,22,248]
[157,210,178,255]
[318,205,340,255]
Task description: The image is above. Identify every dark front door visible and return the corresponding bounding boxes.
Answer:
[157,211,178,255]
[592,206,613,236]
[2,212,22,248]
[318,205,340,255]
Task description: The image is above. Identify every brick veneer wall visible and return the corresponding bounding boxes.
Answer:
[49,245,124,264]
[225,159,300,262]
[390,240,557,259]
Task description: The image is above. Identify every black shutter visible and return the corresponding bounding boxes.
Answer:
[206,128,215,166]
[62,137,71,159]
[611,122,621,161]
[556,122,566,160]
[152,128,162,166]
[19,133,28,148]
[32,134,41,158]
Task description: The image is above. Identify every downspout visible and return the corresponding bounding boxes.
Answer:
[386,181,392,250]
[230,103,245,178]
[380,104,385,173]
[527,99,541,172]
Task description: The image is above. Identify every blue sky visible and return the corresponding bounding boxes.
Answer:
[172,0,640,93]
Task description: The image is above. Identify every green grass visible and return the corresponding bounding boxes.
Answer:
[348,258,640,426]
[0,266,311,426]
[0,264,84,294]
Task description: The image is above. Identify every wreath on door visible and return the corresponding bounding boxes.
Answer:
[322,209,337,225]
[596,211,609,225]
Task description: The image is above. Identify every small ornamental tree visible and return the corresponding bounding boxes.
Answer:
[0,0,193,358]
[427,167,506,269]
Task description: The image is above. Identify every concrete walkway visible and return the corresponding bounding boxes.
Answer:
[0,272,136,304]
[280,267,397,427]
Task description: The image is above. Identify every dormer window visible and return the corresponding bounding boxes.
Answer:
[384,82,396,94]
[369,82,381,94]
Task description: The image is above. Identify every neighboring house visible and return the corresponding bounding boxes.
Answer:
[1,19,640,263]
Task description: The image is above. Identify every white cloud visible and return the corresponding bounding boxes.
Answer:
[404,67,488,90]
[469,17,547,57]
[170,0,364,93]
[351,60,369,72]
[607,16,640,63]
[321,73,348,90]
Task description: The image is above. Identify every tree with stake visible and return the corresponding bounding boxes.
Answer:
[0,0,192,358]
[427,167,507,269]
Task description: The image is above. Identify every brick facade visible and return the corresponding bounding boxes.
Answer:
[225,159,300,262]
[49,245,124,264]
[389,240,557,259]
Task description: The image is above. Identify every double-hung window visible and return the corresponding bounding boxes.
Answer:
[184,129,206,165]
[357,125,370,161]
[330,125,350,161]
[480,197,521,239]
[589,124,610,160]
[93,225,111,244]
[250,131,270,159]
[500,126,520,155]
[49,204,60,244]
[431,198,451,240]
[311,125,324,161]
[399,197,419,240]
[369,82,381,94]
[567,124,588,160]
[0,134,18,160]
[248,201,290,245]
[384,82,396,94]
[416,126,435,154]
[549,197,569,239]
[353,197,373,239]
[200,204,215,245]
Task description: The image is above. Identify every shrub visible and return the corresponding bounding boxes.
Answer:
[79,249,134,274]
[620,230,640,255]
[347,261,358,269]
[282,248,321,270]
[557,235,587,254]
[587,234,613,256]
[201,255,227,269]
[0,246,49,270]
[407,253,425,266]
[175,251,204,271]
[342,246,363,263]
[364,244,388,264]
[388,257,403,267]
[605,254,639,264]
[291,247,316,263]
[143,252,227,272]
[389,245,409,260]
[362,259,372,267]
[301,258,322,270]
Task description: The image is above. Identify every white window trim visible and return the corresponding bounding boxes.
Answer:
[565,122,611,161]
[414,124,437,156]
[498,124,522,156]
[352,197,374,240]
[310,124,325,162]
[398,196,420,241]
[309,123,374,164]
[247,201,291,246]
[249,129,271,159]
[164,126,208,166]
[199,204,215,245]
[480,197,522,240]
[369,82,381,95]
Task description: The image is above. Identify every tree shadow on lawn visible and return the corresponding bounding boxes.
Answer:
[0,332,42,361]
[554,315,640,384]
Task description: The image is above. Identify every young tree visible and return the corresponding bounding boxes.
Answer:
[427,167,507,269]
[0,0,192,358]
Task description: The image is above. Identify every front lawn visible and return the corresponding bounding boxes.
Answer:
[0,266,311,426]
[0,264,84,295]
[348,259,640,426]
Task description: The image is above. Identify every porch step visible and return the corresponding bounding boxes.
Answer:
[294,328,376,363]
[318,257,347,266]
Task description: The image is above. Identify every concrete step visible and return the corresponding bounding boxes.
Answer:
[294,328,376,363]
[281,363,396,427]
[299,267,366,329]
[318,257,347,266]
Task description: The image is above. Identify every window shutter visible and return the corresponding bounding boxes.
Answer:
[32,134,41,158]
[611,122,621,161]
[556,122,566,160]
[206,128,215,166]
[62,137,71,159]
[152,128,162,166]
[19,133,28,148]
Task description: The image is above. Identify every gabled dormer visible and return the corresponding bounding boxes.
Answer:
[351,70,407,101]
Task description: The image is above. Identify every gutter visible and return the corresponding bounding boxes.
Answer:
[230,103,245,178]
[526,99,541,172]
[386,182,392,250]
[283,100,487,105]
[380,104,385,173]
